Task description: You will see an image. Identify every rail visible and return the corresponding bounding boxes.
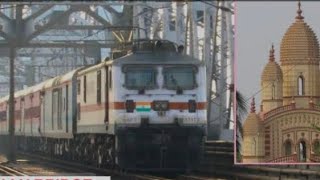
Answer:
[130,174,173,180]
[19,152,176,179]
[0,164,28,176]
[267,154,297,163]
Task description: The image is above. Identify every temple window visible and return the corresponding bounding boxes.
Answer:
[251,138,256,155]
[284,140,292,156]
[298,75,304,96]
[272,83,275,99]
[313,140,320,155]
[299,140,307,162]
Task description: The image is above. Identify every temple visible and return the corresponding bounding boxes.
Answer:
[242,1,320,163]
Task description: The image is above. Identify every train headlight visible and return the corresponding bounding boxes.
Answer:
[188,100,196,113]
[154,103,161,110]
[153,101,169,111]
[126,100,135,113]
[160,102,168,110]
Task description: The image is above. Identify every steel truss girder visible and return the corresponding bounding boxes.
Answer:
[82,7,112,27]
[0,42,129,48]
[102,5,121,17]
[0,5,115,43]
[25,5,54,20]
[0,11,10,21]
[25,7,75,41]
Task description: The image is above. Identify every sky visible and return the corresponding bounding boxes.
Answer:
[236,1,320,109]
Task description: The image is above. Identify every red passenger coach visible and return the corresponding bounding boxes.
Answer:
[14,97,21,135]
[30,91,41,136]
[24,92,34,136]
[0,99,8,135]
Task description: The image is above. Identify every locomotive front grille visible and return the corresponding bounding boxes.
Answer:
[157,111,166,116]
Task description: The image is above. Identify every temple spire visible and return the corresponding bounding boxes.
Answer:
[295,0,304,20]
[250,97,256,113]
[269,44,275,62]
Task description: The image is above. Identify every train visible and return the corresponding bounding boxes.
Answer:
[0,39,207,171]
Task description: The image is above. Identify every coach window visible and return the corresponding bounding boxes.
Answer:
[77,103,81,121]
[30,94,34,119]
[97,70,101,104]
[84,75,87,103]
[20,98,24,131]
[109,69,112,89]
[77,80,81,95]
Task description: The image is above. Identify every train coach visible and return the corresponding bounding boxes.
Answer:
[0,39,207,171]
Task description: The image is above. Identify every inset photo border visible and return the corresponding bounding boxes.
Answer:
[235,1,320,165]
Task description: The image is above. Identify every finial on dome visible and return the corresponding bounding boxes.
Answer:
[296,0,304,20]
[250,97,256,113]
[269,44,275,62]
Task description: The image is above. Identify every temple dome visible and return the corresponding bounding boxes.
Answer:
[243,98,262,135]
[280,2,319,63]
[262,45,283,82]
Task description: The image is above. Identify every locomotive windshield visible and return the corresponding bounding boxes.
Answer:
[124,67,156,89]
[163,66,197,90]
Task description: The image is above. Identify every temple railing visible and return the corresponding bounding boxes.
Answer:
[310,153,320,162]
[264,103,320,120]
[263,105,294,120]
[267,154,297,163]
[312,105,320,111]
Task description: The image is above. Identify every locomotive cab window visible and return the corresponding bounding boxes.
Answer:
[163,66,197,90]
[123,66,157,90]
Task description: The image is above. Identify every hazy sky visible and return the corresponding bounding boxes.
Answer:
[236,1,320,107]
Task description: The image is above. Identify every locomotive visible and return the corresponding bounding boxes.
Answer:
[0,39,207,171]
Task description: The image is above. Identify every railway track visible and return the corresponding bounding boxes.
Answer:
[0,163,28,176]
[17,151,220,180]
[17,151,179,179]
[2,141,320,179]
[9,141,320,179]
[129,174,174,180]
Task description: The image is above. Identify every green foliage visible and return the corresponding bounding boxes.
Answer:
[311,123,320,155]
[312,123,320,132]
[237,152,243,162]
[236,90,248,161]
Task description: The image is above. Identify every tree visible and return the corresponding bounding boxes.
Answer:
[236,90,248,162]
[312,124,320,155]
